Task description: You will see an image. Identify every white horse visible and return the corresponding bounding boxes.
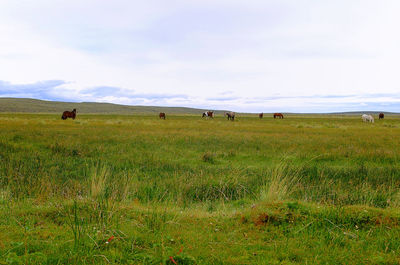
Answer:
[362,114,374,123]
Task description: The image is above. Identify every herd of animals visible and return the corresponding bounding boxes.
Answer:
[60,108,385,122]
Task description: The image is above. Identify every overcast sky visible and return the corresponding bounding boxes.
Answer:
[1,0,400,112]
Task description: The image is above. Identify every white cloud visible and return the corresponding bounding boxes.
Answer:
[1,0,400,112]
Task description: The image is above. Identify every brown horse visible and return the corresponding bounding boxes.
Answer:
[379,113,384,119]
[159,112,166,119]
[259,113,263,119]
[273,113,284,119]
[225,112,235,121]
[61,109,76,120]
[202,111,214,119]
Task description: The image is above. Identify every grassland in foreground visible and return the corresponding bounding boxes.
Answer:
[1,113,400,264]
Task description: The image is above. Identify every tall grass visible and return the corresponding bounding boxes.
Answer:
[1,114,400,264]
[1,113,400,207]
[89,164,109,200]
[260,162,302,202]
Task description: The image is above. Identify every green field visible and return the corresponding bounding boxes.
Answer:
[1,113,400,264]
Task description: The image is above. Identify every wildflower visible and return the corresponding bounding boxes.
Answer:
[169,256,178,265]
[106,235,114,244]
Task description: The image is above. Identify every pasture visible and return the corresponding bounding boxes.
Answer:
[1,113,400,264]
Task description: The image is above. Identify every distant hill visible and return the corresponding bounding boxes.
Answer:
[329,111,399,115]
[0,98,228,114]
[0,98,398,115]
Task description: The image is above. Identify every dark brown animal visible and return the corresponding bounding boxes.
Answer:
[273,113,284,119]
[259,113,263,119]
[379,113,384,119]
[159,112,166,119]
[61,109,76,120]
[225,112,235,121]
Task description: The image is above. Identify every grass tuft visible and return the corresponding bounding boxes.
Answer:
[202,152,216,163]
[89,164,109,200]
[260,162,302,202]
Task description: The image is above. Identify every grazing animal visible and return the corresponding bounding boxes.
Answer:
[273,113,284,119]
[362,114,374,123]
[159,112,166,119]
[202,111,214,119]
[225,112,235,121]
[259,113,263,119]
[61,109,76,120]
[379,113,384,119]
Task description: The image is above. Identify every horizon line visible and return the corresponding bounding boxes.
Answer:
[0,97,398,115]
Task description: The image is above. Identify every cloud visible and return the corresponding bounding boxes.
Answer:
[206,97,241,101]
[0,80,191,106]
[1,1,400,112]
[1,79,400,113]
[81,86,124,97]
[0,80,66,93]
[0,80,68,100]
[80,85,189,101]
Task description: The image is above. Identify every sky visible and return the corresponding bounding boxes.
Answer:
[1,0,400,113]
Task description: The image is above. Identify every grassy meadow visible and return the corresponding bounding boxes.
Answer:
[1,113,400,264]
